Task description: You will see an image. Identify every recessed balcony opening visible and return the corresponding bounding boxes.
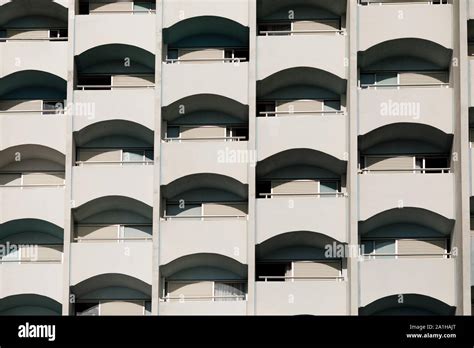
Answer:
[73,196,152,243]
[74,120,154,166]
[160,254,248,303]
[0,219,64,264]
[162,174,248,221]
[257,0,347,36]
[0,295,61,316]
[359,294,455,316]
[162,94,249,143]
[257,67,347,118]
[163,16,249,64]
[0,0,68,42]
[359,208,454,259]
[359,123,453,175]
[75,44,155,90]
[468,21,474,57]
[71,274,151,316]
[0,145,65,188]
[256,149,347,199]
[358,38,452,89]
[0,71,67,115]
[78,0,156,15]
[256,232,346,282]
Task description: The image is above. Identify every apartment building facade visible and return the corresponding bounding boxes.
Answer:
[0,0,472,316]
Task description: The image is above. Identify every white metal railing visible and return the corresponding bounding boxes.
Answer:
[362,252,452,259]
[360,83,450,89]
[165,57,246,64]
[260,192,346,199]
[0,172,65,188]
[76,84,155,90]
[76,160,153,165]
[258,110,344,117]
[0,37,68,42]
[360,168,451,174]
[0,109,65,115]
[163,214,247,221]
[0,244,63,264]
[74,224,152,243]
[88,9,156,14]
[259,29,345,36]
[163,136,247,143]
[359,0,449,4]
[258,275,345,282]
[162,295,246,302]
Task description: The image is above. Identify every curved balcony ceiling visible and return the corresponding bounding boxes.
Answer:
[359,294,455,316]
[162,94,248,122]
[257,67,346,99]
[71,273,151,298]
[74,120,154,147]
[257,148,346,178]
[73,195,153,222]
[0,0,67,26]
[256,231,346,259]
[358,38,452,70]
[162,173,248,199]
[358,123,453,153]
[0,144,65,168]
[0,218,63,241]
[160,253,247,279]
[0,70,66,100]
[163,16,249,47]
[257,0,347,19]
[75,44,155,73]
[359,207,454,237]
[0,294,61,315]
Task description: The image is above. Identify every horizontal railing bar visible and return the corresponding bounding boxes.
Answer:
[163,136,247,142]
[360,168,451,172]
[76,85,155,90]
[76,161,153,165]
[260,29,344,35]
[361,83,449,88]
[165,58,247,63]
[258,110,344,116]
[258,276,344,280]
[362,253,451,257]
[163,215,247,219]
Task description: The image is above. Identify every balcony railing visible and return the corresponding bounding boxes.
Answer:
[165,48,248,64]
[163,201,248,221]
[76,84,155,90]
[259,29,345,36]
[359,0,449,4]
[361,252,452,259]
[259,192,346,199]
[0,171,65,188]
[0,100,66,115]
[359,168,451,174]
[258,110,345,117]
[162,281,247,302]
[0,244,63,263]
[74,224,153,243]
[76,148,154,166]
[0,28,68,42]
[163,136,246,143]
[258,275,345,282]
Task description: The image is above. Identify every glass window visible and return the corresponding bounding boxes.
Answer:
[134,2,156,12]
[324,100,341,112]
[320,181,339,194]
[375,240,396,258]
[167,126,180,139]
[360,73,376,86]
[167,49,179,60]
[361,241,374,255]
[376,73,398,86]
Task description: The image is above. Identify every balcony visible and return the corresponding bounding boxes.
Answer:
[161,141,248,185]
[359,173,454,220]
[359,258,456,308]
[72,89,154,131]
[358,2,453,51]
[69,242,152,286]
[162,62,248,106]
[470,59,474,108]
[72,165,153,207]
[160,219,247,265]
[358,87,453,135]
[0,41,67,79]
[75,14,155,55]
[256,197,347,243]
[159,300,246,315]
[256,115,347,161]
[163,0,249,28]
[257,34,346,81]
[255,281,347,315]
[0,113,66,152]
[0,263,63,303]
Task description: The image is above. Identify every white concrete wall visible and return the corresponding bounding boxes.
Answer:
[257,115,347,161]
[256,197,348,243]
[358,87,454,135]
[72,165,154,207]
[257,35,347,80]
[160,219,247,265]
[359,258,456,307]
[69,242,152,286]
[359,173,455,221]
[358,4,453,51]
[161,141,249,185]
[255,281,348,315]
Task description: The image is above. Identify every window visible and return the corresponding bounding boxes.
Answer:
[360,72,398,87]
[320,180,339,194]
[323,100,341,112]
[257,101,276,116]
[49,29,68,40]
[214,282,245,301]
[134,1,156,12]
[362,240,396,259]
[256,262,291,282]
